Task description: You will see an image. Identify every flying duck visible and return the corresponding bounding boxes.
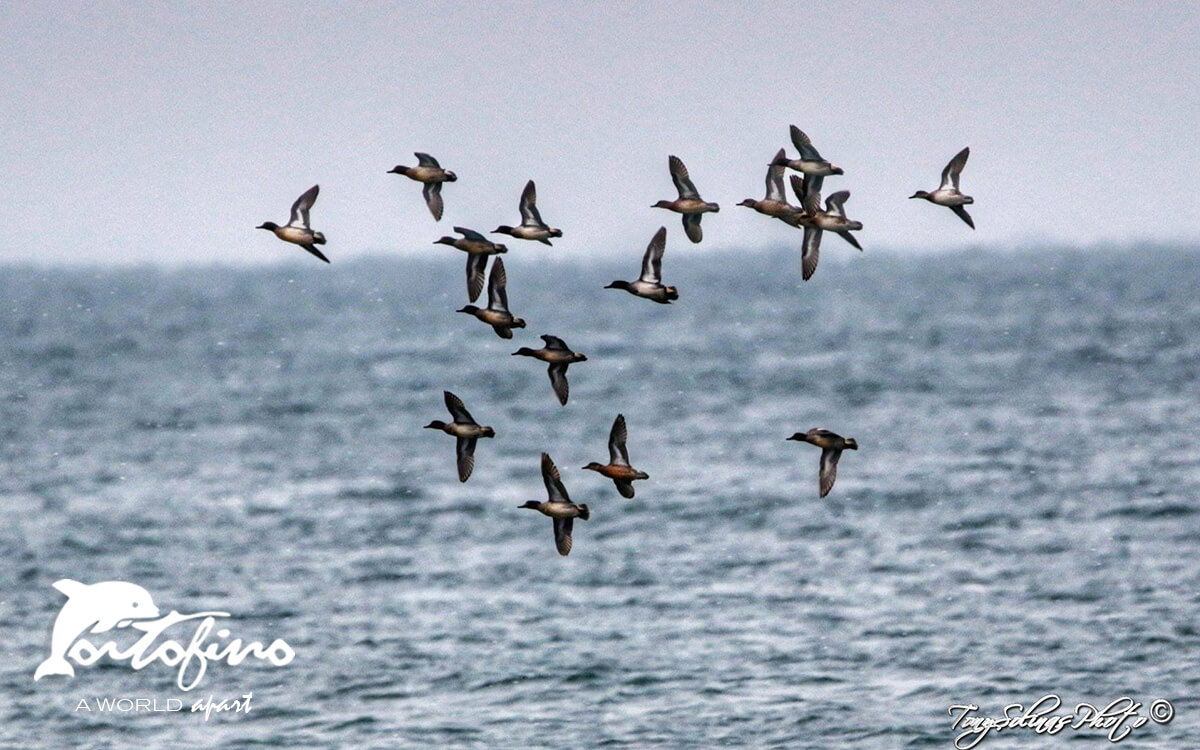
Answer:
[739,149,804,222]
[910,147,974,228]
[653,155,719,243]
[256,185,329,263]
[434,227,508,302]
[457,257,526,338]
[388,153,457,221]
[519,452,590,556]
[582,414,649,498]
[797,186,863,281]
[787,428,858,498]
[604,226,678,304]
[772,125,844,177]
[424,391,495,482]
[493,180,562,245]
[512,335,587,406]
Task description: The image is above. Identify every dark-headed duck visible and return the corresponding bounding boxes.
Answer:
[256,185,329,263]
[605,226,678,304]
[910,147,974,229]
[424,391,495,482]
[512,335,587,406]
[739,148,804,222]
[519,452,590,556]
[434,227,508,302]
[797,186,863,281]
[787,428,858,498]
[653,155,719,243]
[772,125,844,177]
[494,180,562,245]
[583,414,649,498]
[457,257,526,339]
[388,152,457,221]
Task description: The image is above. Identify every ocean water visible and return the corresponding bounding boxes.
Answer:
[1,248,1198,748]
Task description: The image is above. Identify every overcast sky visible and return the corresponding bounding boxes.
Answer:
[1,2,1196,265]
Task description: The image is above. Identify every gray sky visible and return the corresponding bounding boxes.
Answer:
[1,2,1196,265]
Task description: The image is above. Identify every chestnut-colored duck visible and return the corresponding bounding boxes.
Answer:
[583,414,649,498]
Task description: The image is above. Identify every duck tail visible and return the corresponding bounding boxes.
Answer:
[312,232,327,245]
[576,504,590,520]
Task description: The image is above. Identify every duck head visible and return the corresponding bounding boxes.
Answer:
[493,225,515,236]
[582,462,605,472]
[786,432,806,442]
[738,199,758,208]
[605,280,631,291]
[909,190,930,200]
[387,165,408,175]
[434,236,457,246]
[512,347,536,357]
[518,501,541,510]
[456,305,480,315]
[256,222,279,231]
[424,420,447,430]
[770,156,791,167]
[651,200,675,209]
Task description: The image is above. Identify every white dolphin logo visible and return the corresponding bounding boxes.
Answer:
[34,579,160,681]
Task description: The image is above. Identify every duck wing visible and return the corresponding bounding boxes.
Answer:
[613,479,635,499]
[940,147,969,191]
[289,184,319,228]
[951,205,975,229]
[825,191,851,218]
[443,390,477,425]
[541,452,571,502]
[456,437,477,482]
[553,516,573,556]
[801,226,822,281]
[791,174,824,207]
[466,255,488,302]
[423,182,444,221]
[454,226,489,243]
[608,414,631,466]
[519,179,546,227]
[492,325,514,339]
[789,125,824,161]
[548,363,570,405]
[682,213,703,244]
[836,230,862,250]
[765,149,787,201]
[819,448,842,498]
[415,152,441,168]
[639,227,667,284]
[540,334,569,351]
[300,244,330,264]
[668,155,700,200]
[487,257,509,312]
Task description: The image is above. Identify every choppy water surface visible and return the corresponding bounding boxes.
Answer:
[1,249,1198,748]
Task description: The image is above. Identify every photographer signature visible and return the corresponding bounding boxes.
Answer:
[948,695,1174,748]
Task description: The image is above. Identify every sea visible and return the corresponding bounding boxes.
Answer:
[0,247,1197,748]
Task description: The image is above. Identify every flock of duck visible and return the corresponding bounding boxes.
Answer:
[256,125,977,555]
